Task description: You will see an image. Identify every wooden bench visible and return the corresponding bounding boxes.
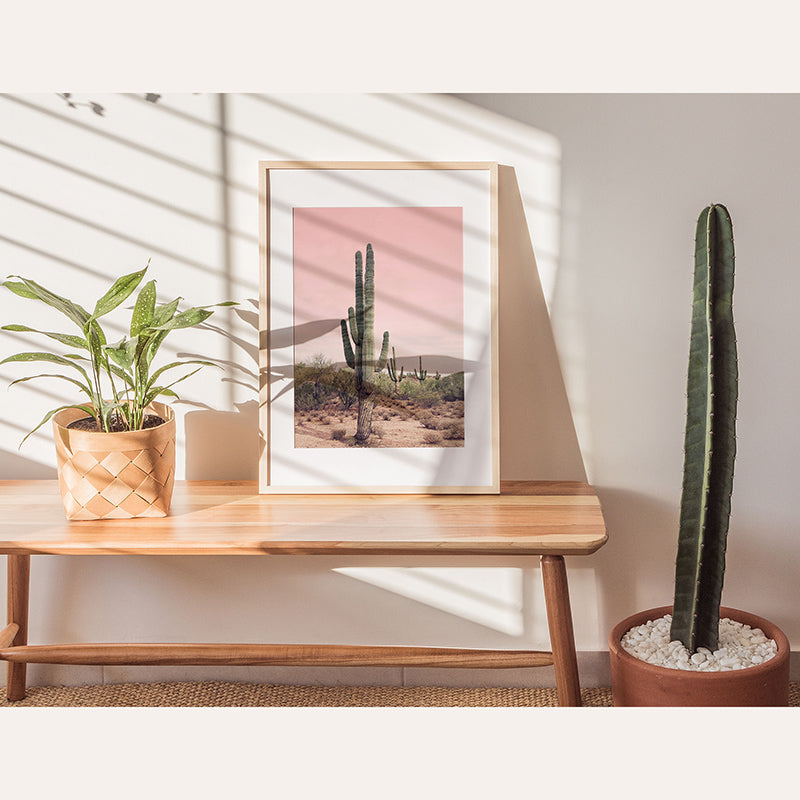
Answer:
[0,479,607,706]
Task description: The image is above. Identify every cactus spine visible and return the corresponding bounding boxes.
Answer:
[340,243,390,442]
[670,205,738,652]
[412,356,427,382]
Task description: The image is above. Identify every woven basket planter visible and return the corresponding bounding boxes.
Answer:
[52,402,176,521]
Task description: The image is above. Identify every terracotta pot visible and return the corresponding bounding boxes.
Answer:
[609,606,790,706]
[52,402,176,521]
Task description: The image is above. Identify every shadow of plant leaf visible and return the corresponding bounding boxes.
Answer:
[56,93,159,116]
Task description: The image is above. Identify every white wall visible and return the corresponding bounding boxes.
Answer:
[1,93,588,689]
[459,93,800,645]
[1,93,797,689]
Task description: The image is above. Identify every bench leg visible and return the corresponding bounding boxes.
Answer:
[7,555,30,701]
[541,555,581,707]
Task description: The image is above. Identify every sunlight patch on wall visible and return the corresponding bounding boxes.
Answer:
[0,92,571,480]
[333,567,525,635]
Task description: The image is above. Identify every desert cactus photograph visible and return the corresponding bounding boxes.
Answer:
[291,207,466,448]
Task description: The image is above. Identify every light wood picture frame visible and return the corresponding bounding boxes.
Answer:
[258,161,499,493]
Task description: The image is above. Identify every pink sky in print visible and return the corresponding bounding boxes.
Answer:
[293,206,464,368]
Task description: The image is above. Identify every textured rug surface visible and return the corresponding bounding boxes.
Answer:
[2,681,800,707]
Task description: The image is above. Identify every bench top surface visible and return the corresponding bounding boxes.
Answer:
[0,480,607,556]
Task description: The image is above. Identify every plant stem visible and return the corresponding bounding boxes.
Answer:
[105,362,122,428]
[123,372,134,429]
[89,358,105,431]
[134,366,144,429]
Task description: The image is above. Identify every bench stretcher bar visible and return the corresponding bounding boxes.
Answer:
[0,642,554,669]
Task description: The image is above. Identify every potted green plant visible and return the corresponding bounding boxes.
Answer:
[608,204,790,706]
[1,261,235,520]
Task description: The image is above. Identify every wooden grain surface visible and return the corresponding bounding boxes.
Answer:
[6,554,29,700]
[0,480,607,556]
[0,623,19,649]
[0,642,554,669]
[542,555,581,706]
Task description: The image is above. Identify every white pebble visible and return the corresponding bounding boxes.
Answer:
[620,616,777,671]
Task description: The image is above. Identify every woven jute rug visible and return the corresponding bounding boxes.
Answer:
[3,682,800,707]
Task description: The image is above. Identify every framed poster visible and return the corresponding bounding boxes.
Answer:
[258,161,498,493]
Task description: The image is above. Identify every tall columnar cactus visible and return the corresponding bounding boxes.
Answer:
[670,205,738,653]
[412,356,427,382]
[340,243,390,442]
[386,346,404,385]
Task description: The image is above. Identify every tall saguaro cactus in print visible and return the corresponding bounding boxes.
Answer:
[340,243,390,442]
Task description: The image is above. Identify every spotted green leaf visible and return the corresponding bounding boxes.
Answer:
[19,403,97,447]
[130,279,156,337]
[143,367,202,406]
[1,324,88,350]
[92,266,148,319]
[150,298,181,328]
[0,352,92,385]
[146,359,217,391]
[148,307,213,331]
[143,385,181,406]
[8,373,95,399]
[4,275,90,328]
[2,279,39,299]
[104,338,138,370]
